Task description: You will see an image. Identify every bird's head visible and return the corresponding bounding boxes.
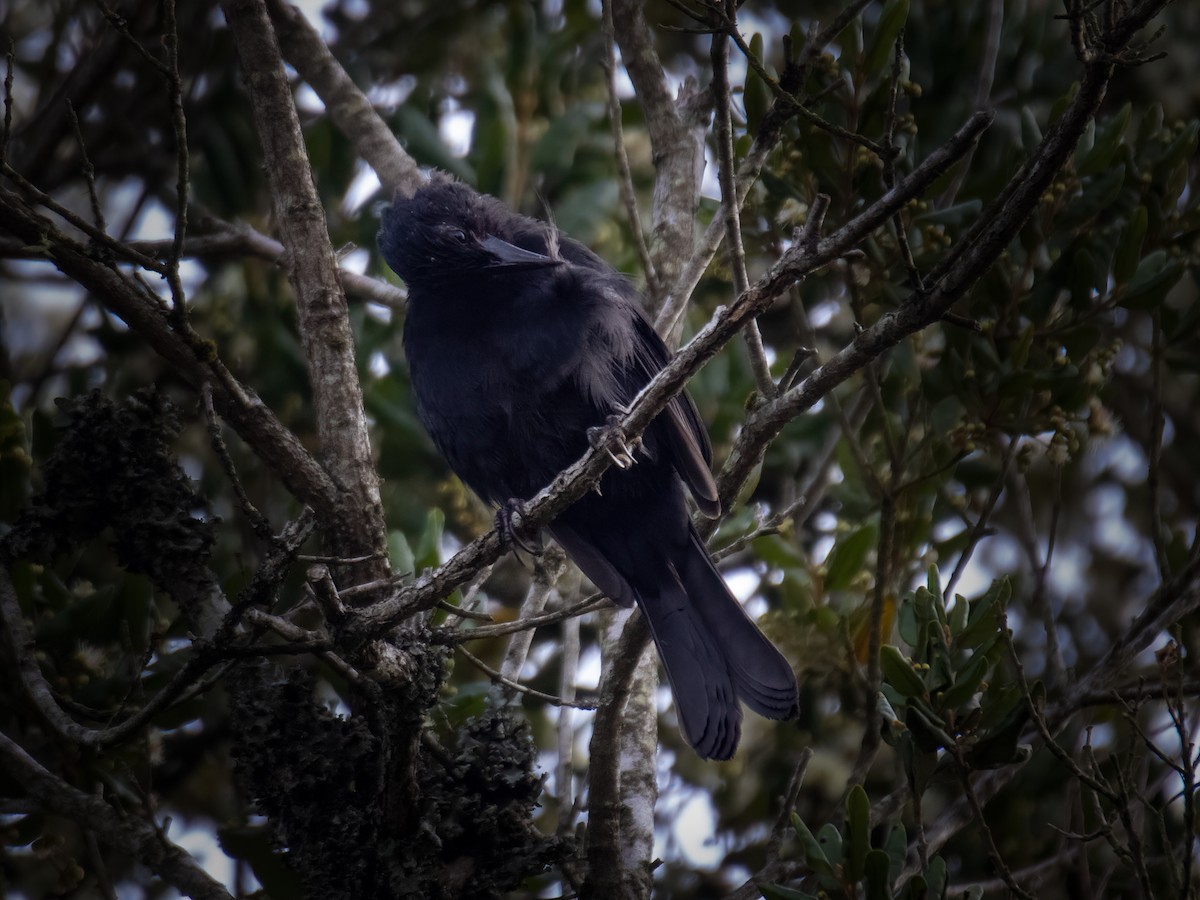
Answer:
[378,178,561,291]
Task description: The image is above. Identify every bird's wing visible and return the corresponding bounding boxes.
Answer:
[529,230,721,517]
[625,301,721,518]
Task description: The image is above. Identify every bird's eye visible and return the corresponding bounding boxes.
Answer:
[447,228,468,244]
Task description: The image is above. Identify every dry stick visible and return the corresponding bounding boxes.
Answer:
[221,0,388,575]
[0,731,234,900]
[600,0,658,300]
[265,0,420,198]
[712,4,775,398]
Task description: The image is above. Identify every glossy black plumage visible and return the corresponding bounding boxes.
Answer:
[378,178,798,759]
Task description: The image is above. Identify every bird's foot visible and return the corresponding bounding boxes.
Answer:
[588,414,639,470]
[496,499,542,556]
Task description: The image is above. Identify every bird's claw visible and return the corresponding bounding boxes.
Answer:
[588,414,639,469]
[496,499,542,556]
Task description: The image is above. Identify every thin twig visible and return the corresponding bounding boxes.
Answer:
[203,382,275,542]
[162,0,191,324]
[944,409,1029,600]
[600,0,658,299]
[1,42,13,169]
[456,644,596,710]
[711,2,775,397]
[1149,306,1169,579]
[66,101,106,232]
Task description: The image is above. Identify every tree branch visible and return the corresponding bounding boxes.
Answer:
[266,0,422,199]
[221,0,389,574]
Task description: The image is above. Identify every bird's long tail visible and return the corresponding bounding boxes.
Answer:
[639,528,798,760]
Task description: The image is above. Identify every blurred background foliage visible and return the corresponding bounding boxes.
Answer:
[0,0,1198,897]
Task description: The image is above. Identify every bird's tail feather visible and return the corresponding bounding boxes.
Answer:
[639,576,742,760]
[639,530,798,759]
[676,528,799,722]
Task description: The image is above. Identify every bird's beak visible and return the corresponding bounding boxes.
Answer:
[480,236,561,269]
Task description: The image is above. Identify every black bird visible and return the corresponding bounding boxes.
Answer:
[378,178,797,759]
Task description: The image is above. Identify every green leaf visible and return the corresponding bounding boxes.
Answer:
[1158,121,1199,172]
[906,702,954,752]
[1069,163,1125,223]
[923,856,948,900]
[941,650,990,709]
[865,0,910,73]
[1069,247,1100,308]
[414,508,445,572]
[967,698,1032,769]
[926,565,940,595]
[1077,102,1131,177]
[817,822,844,867]
[865,849,894,900]
[884,822,907,885]
[845,784,871,880]
[901,734,937,797]
[898,596,923,648]
[388,530,415,578]
[1119,250,1184,310]
[948,593,969,637]
[744,33,771,134]
[1019,106,1043,150]
[881,645,926,698]
[791,813,835,877]
[958,579,1009,648]
[825,521,878,590]
[218,826,306,898]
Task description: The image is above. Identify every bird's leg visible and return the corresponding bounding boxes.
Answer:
[496,498,543,556]
[587,413,639,469]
